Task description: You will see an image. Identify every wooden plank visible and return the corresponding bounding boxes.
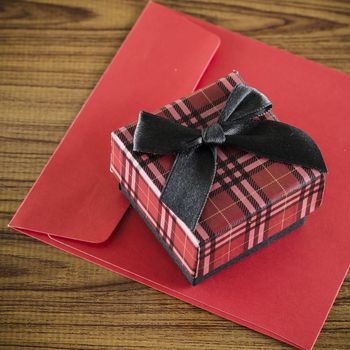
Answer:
[1,1,349,349]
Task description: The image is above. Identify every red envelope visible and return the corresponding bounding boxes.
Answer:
[9,2,350,349]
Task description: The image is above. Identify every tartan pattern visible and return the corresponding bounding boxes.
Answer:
[110,71,326,281]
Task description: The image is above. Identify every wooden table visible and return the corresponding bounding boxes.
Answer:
[1,1,349,349]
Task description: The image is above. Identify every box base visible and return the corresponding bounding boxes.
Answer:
[120,184,305,286]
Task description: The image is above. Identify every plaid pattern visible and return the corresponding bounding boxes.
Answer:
[110,71,325,282]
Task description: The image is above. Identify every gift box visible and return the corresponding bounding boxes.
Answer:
[110,71,326,285]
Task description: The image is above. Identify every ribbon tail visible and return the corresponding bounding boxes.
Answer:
[160,145,217,231]
[225,120,327,172]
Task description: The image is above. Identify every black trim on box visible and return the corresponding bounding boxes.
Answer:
[120,184,305,286]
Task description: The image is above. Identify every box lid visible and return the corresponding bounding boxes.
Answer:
[113,71,324,245]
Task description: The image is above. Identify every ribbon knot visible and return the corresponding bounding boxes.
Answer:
[133,84,327,231]
[202,123,226,145]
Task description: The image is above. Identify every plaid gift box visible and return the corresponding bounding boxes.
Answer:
[110,71,325,285]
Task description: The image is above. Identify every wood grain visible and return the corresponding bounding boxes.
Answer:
[0,0,349,349]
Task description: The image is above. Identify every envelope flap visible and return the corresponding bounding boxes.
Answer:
[9,1,220,243]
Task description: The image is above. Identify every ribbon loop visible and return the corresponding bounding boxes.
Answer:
[219,84,272,124]
[133,84,327,231]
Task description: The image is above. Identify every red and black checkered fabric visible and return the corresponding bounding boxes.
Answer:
[110,71,325,282]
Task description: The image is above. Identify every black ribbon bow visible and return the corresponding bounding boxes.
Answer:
[133,84,327,231]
